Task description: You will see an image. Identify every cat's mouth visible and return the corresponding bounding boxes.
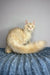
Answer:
[27,28,33,31]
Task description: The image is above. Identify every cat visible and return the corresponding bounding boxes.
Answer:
[5,20,46,54]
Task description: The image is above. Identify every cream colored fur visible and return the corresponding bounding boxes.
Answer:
[5,20,46,54]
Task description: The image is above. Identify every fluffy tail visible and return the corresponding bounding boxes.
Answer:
[9,41,46,54]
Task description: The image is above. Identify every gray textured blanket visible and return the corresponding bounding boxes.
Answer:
[0,47,50,75]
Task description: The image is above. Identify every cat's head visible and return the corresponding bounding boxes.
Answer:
[24,20,35,32]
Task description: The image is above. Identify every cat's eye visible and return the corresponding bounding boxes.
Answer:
[32,26,33,27]
[28,25,30,27]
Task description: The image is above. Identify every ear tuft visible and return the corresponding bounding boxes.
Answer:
[25,20,28,24]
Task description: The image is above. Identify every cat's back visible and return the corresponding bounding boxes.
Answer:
[9,27,23,33]
[6,27,24,42]
[7,27,24,36]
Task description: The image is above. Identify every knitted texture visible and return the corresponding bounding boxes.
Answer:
[0,47,50,75]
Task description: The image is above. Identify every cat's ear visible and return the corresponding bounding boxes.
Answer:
[33,21,35,25]
[25,20,28,24]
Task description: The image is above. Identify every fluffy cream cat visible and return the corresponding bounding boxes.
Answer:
[5,20,46,54]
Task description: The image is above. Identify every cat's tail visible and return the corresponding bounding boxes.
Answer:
[9,41,46,54]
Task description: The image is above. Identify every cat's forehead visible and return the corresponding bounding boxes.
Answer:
[28,23,33,25]
[29,23,32,24]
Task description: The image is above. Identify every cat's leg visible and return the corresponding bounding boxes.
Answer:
[27,41,31,44]
[23,41,31,45]
[5,45,12,53]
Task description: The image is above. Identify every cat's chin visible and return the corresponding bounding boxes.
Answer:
[27,29,33,32]
[27,28,33,32]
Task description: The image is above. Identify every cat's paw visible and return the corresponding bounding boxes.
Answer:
[5,48,12,53]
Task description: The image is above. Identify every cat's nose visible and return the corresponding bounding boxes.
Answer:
[30,27,32,29]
